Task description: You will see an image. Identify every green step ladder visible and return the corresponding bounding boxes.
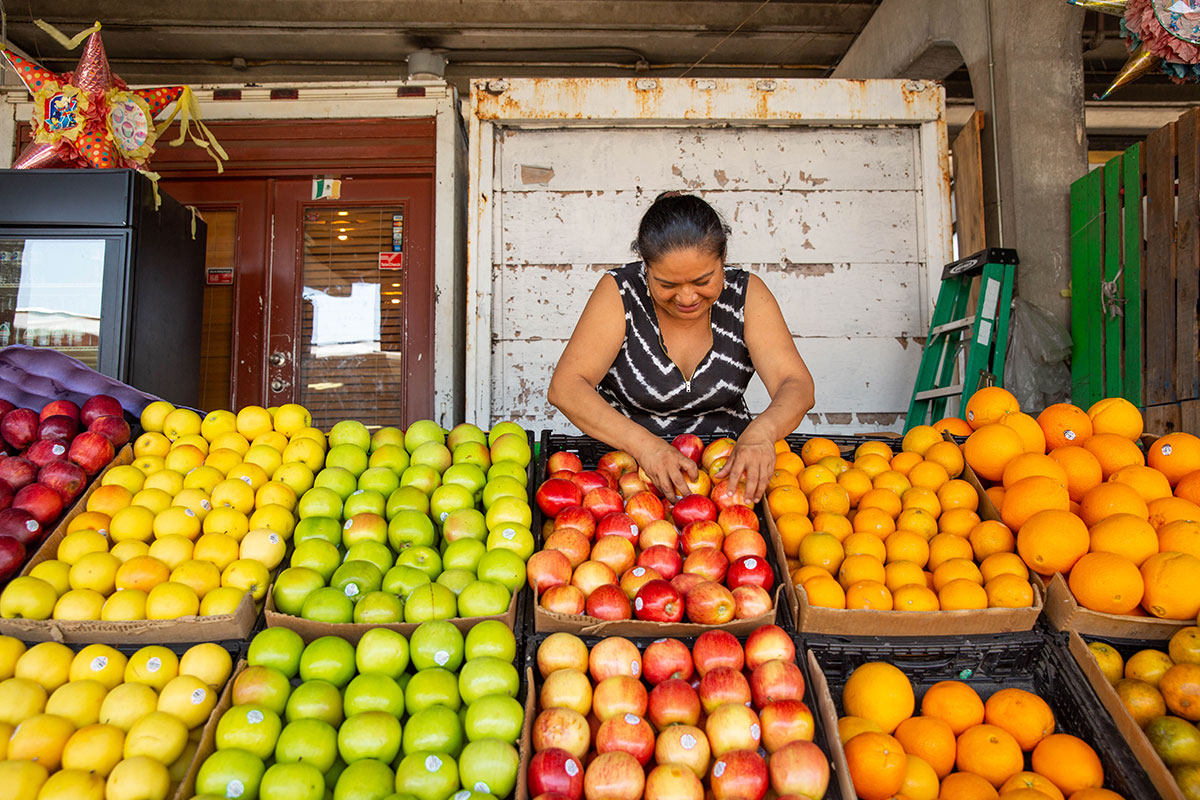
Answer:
[904,248,1019,432]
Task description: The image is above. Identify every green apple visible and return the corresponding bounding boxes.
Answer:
[410,620,465,671]
[386,486,429,518]
[442,540,486,573]
[343,513,389,547]
[480,477,526,510]
[216,703,282,759]
[233,665,293,715]
[356,628,409,678]
[329,420,371,451]
[345,540,395,573]
[291,538,342,581]
[300,635,357,688]
[457,581,512,618]
[458,738,519,798]
[400,465,441,495]
[333,758,394,800]
[405,667,461,713]
[488,432,530,468]
[430,484,476,525]
[404,420,446,453]
[338,711,401,764]
[484,497,532,531]
[394,751,459,800]
[451,442,491,471]
[447,423,487,450]
[298,487,344,519]
[353,591,404,623]
[285,679,344,727]
[248,627,305,679]
[370,444,411,474]
[326,757,346,793]
[483,525,534,561]
[410,442,452,473]
[301,586,354,623]
[446,792,496,800]
[275,718,340,772]
[404,580,456,624]
[344,488,386,518]
[331,560,384,601]
[402,706,463,757]
[474,550,525,593]
[436,569,476,596]
[315,467,359,501]
[261,762,325,800]
[344,673,405,717]
[195,748,265,800]
[371,426,405,453]
[486,421,524,448]
[358,467,401,497]
[293,515,343,547]
[443,464,486,496]
[328,444,370,478]
[388,511,437,551]
[463,695,523,744]
[383,565,431,598]
[486,461,527,487]
[457,657,519,705]
[441,509,487,543]
[464,621,516,663]
[396,546,443,581]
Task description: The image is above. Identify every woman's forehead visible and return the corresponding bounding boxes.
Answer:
[646,248,722,282]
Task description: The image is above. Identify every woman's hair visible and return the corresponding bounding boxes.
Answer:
[634,192,730,265]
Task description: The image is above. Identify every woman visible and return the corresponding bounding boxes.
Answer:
[548,193,815,503]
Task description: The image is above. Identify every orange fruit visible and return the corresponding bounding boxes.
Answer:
[1017,510,1089,576]
[939,771,1001,800]
[964,424,1025,482]
[844,731,907,800]
[1002,454,1069,489]
[1037,403,1094,450]
[965,387,1020,430]
[853,507,897,539]
[1113,678,1166,727]
[1161,662,1200,720]
[891,451,924,476]
[855,453,892,479]
[1175,469,1200,505]
[774,440,790,454]
[1107,464,1173,502]
[935,416,975,436]
[901,486,943,516]
[1088,397,1144,440]
[1088,642,1125,685]
[798,532,845,573]
[985,573,1034,608]
[844,532,887,562]
[87,485,134,516]
[1141,551,1200,619]
[1078,482,1149,527]
[908,461,950,492]
[896,508,939,540]
[859,488,903,518]
[1157,519,1200,560]
[1149,433,1200,486]
[1088,514,1159,566]
[819,455,851,476]
[894,715,956,778]
[1148,496,1200,529]
[886,531,931,567]
[1030,734,1103,795]
[969,520,1016,560]
[922,681,984,735]
[986,485,1007,510]
[1125,649,1174,685]
[1169,626,1200,664]
[838,715,883,744]
[775,450,805,476]
[1000,773,1065,800]
[1000,476,1071,531]
[776,512,814,557]
[801,575,846,608]
[793,564,829,585]
[997,412,1047,455]
[980,552,1029,583]
[901,753,939,800]
[939,578,989,610]
[924,441,966,478]
[843,662,914,734]
[885,559,927,589]
[856,440,895,460]
[839,553,886,588]
[1067,790,1125,800]
[1047,446,1105,503]
[939,479,980,512]
[983,688,1055,751]
[1083,433,1146,479]
[1068,552,1144,614]
[68,511,112,535]
[903,425,944,456]
[767,468,800,492]
[892,583,940,611]
[845,580,894,610]
[956,723,1024,787]
[932,558,983,591]
[809,482,851,516]
[800,437,841,466]
[766,485,808,518]
[838,469,874,506]
[940,508,982,537]
[811,512,852,542]
[873,470,912,496]
[928,533,975,571]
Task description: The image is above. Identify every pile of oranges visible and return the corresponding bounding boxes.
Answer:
[836,660,1121,800]
[766,427,1035,613]
[954,388,1200,620]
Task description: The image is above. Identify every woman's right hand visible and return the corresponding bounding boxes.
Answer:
[635,438,699,501]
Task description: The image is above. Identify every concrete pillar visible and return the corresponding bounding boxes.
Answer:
[835,0,1087,329]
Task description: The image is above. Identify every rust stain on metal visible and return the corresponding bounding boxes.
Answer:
[856,412,901,425]
[520,165,555,185]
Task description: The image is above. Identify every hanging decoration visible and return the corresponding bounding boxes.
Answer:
[1,21,226,172]
[1069,0,1200,96]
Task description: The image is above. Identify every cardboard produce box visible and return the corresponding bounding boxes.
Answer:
[1039,571,1196,638]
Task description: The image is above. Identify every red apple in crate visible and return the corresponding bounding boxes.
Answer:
[681,520,724,554]
[597,450,638,477]
[645,763,703,800]
[759,700,815,753]
[624,491,663,529]
[0,457,36,490]
[547,451,583,474]
[635,467,664,498]
[582,487,623,520]
[589,637,642,682]
[0,478,13,512]
[528,748,584,800]
[768,740,829,799]
[617,471,648,499]
[12,483,63,526]
[541,584,587,615]
[595,713,655,765]
[723,529,767,563]
[593,675,648,722]
[643,638,693,684]
[728,555,774,591]
[89,415,131,448]
[634,579,683,622]
[533,794,573,800]
[1,408,39,450]
[750,660,805,707]
[68,431,116,475]
[528,549,573,594]
[537,478,583,518]
[673,493,718,526]
[571,470,610,496]
[693,630,744,675]
[702,438,736,471]
[571,560,617,598]
[699,666,752,714]
[656,725,711,779]
[638,519,678,550]
[80,394,123,427]
[533,708,590,759]
[0,534,25,582]
[595,511,639,544]
[555,506,596,539]
[733,585,774,619]
[672,434,703,463]
[583,751,644,800]
[37,415,79,443]
[38,461,87,505]
[39,399,78,422]
[25,439,69,469]
[545,529,591,568]
[683,548,728,583]
[648,678,701,729]
[637,544,682,582]
[745,624,796,670]
[718,505,759,533]
[586,583,632,621]
[711,479,752,512]
[0,399,15,419]
[670,572,705,597]
[706,703,762,756]
[548,469,575,482]
[591,536,635,576]
[538,634,589,677]
[0,508,41,546]
[710,749,769,800]
[681,470,712,497]
[618,566,661,599]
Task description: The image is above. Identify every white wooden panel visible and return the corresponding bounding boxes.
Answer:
[498,189,920,265]
[497,127,917,192]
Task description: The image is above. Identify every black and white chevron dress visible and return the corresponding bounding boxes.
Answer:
[597,261,755,438]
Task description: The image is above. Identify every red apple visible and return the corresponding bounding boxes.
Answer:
[38,399,78,422]
[745,624,796,670]
[595,512,639,544]
[80,394,123,427]
[634,579,683,622]
[673,493,718,526]
[591,535,635,576]
[711,479,753,512]
[570,560,617,598]
[638,519,679,550]
[89,415,131,448]
[38,460,87,505]
[645,763,703,800]
[538,633,589,677]
[672,434,703,463]
[750,660,805,708]
[683,548,729,583]
[655,725,711,778]
[25,439,69,469]
[0,534,25,582]
[529,748,584,800]
[12,483,63,526]
[0,400,14,419]
[37,415,79,443]
[586,583,632,620]
[555,506,597,540]
[582,487,624,520]
[592,675,648,722]
[548,469,575,482]
[1,408,39,450]
[528,549,573,594]
[705,703,762,757]
[533,708,591,758]
[637,544,682,582]
[681,470,713,497]
[533,795,573,800]
[0,478,13,512]
[547,451,584,474]
[723,529,768,563]
[571,471,611,496]
[617,471,649,499]
[759,700,815,752]
[693,630,745,675]
[670,572,705,597]
[701,438,736,471]
[681,520,724,554]
[537,478,584,517]
[647,678,701,729]
[589,637,642,682]
[68,431,116,475]
[545,529,591,568]
[0,508,41,546]
[727,555,774,591]
[583,751,644,800]
[618,565,661,600]
[685,581,737,624]
[597,451,638,477]
[718,505,760,533]
[768,740,830,799]
[733,584,774,619]
[595,713,655,765]
[643,638,694,684]
[624,491,664,529]
[710,749,769,800]
[0,457,37,490]
[699,666,752,714]
[541,585,587,615]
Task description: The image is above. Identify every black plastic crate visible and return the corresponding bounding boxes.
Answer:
[807,629,1157,799]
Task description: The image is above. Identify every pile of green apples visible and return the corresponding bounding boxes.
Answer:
[270,420,534,624]
[192,621,524,800]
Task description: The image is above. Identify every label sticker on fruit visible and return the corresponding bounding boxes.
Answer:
[474,783,490,794]
[565,759,579,776]
[631,660,640,676]
[352,489,364,496]
[633,567,645,577]
[454,793,471,800]
[714,761,726,778]
[226,780,245,798]
[247,710,264,724]
[345,583,359,598]
[344,520,354,529]
[24,520,36,532]
[269,533,279,544]
[1164,444,1174,455]
[191,688,207,704]
[185,508,196,517]
[202,500,212,510]
[750,723,760,740]
[502,528,516,539]
[629,524,637,536]
[440,511,449,522]
[654,638,666,644]
[681,733,697,749]
[745,558,757,569]
[435,650,450,666]
[635,597,643,610]
[147,657,161,672]
[624,713,639,724]
[51,444,64,455]
[91,656,107,671]
[240,476,252,485]
[1065,430,1076,441]
[425,755,442,772]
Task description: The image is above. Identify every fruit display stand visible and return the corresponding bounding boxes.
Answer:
[805,629,1157,799]
[1038,571,1196,639]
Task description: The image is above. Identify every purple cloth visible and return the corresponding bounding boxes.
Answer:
[0,345,163,418]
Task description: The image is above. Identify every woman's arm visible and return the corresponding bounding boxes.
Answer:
[548,275,698,498]
[717,274,815,502]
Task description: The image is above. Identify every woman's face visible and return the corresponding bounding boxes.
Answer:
[645,247,724,321]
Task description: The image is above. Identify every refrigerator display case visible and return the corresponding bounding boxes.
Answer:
[0,169,205,406]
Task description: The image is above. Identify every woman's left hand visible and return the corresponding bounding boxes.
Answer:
[715,427,777,504]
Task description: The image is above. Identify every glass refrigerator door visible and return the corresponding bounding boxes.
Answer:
[0,234,123,371]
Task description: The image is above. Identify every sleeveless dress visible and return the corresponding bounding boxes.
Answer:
[598,261,755,438]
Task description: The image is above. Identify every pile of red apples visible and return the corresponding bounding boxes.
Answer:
[528,626,830,800]
[528,435,775,624]
[0,394,130,582]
